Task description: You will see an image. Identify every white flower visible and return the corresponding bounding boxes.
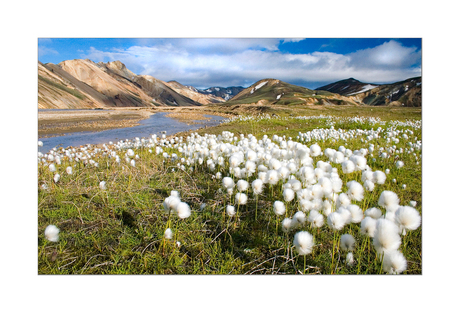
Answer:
[346,252,354,266]
[327,212,345,231]
[273,201,286,216]
[237,180,249,192]
[235,192,248,205]
[395,161,404,168]
[44,225,60,242]
[346,181,364,201]
[176,202,191,219]
[99,181,107,190]
[49,164,56,172]
[222,177,235,189]
[226,205,236,217]
[293,231,314,255]
[395,205,421,235]
[283,188,295,202]
[340,234,355,251]
[364,207,382,219]
[252,179,264,195]
[53,173,60,183]
[164,228,173,240]
[383,250,407,274]
[360,217,377,237]
[373,219,401,257]
[66,166,73,175]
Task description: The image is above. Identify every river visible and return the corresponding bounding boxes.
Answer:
[38,112,227,152]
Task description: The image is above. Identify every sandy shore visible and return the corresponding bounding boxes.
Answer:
[38,108,156,137]
[38,106,232,137]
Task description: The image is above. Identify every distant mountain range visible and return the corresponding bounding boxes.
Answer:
[315,77,421,107]
[38,59,421,109]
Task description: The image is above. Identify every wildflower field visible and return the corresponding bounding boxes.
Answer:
[38,109,421,274]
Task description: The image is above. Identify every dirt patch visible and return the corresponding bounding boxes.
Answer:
[164,112,212,125]
[38,108,155,137]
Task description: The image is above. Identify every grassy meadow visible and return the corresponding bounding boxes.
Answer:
[38,106,421,274]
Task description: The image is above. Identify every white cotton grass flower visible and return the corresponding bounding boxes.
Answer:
[273,201,286,216]
[267,170,280,185]
[283,188,295,202]
[378,191,400,212]
[53,173,60,183]
[340,234,355,251]
[346,252,354,266]
[99,181,107,190]
[44,225,60,242]
[252,179,264,195]
[127,149,135,157]
[360,217,377,237]
[327,212,345,231]
[337,207,352,225]
[347,204,364,223]
[373,170,386,184]
[49,164,56,172]
[365,207,382,219]
[383,250,407,274]
[299,199,313,212]
[222,177,235,189]
[293,211,307,226]
[237,180,249,192]
[163,195,181,213]
[293,231,314,255]
[308,210,324,228]
[130,159,136,167]
[341,160,356,174]
[170,190,180,198]
[346,181,364,202]
[309,144,321,157]
[336,193,351,208]
[363,180,375,192]
[409,201,417,207]
[66,166,73,175]
[164,228,173,240]
[226,205,236,217]
[394,206,421,235]
[282,217,294,233]
[373,219,401,257]
[176,202,191,219]
[235,192,248,205]
[395,161,404,168]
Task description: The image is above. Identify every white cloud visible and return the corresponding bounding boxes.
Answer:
[82,39,421,89]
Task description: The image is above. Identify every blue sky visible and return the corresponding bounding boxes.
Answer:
[38,38,421,89]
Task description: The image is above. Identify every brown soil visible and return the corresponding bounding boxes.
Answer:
[38,108,155,137]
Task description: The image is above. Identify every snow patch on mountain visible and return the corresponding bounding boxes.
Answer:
[347,84,378,95]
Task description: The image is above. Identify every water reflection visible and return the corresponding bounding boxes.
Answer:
[39,112,226,152]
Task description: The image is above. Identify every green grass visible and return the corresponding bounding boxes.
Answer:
[38,75,87,100]
[38,109,421,274]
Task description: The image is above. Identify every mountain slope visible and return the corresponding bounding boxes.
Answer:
[58,59,154,107]
[348,77,421,107]
[317,77,422,107]
[166,81,224,105]
[225,79,359,106]
[38,61,97,109]
[316,78,379,96]
[198,86,245,101]
[38,59,203,108]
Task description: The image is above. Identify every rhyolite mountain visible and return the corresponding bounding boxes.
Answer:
[38,58,421,109]
[197,86,245,101]
[165,81,226,104]
[316,77,421,107]
[38,59,202,109]
[224,78,360,106]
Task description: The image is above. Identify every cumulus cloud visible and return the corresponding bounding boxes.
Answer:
[82,39,421,89]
